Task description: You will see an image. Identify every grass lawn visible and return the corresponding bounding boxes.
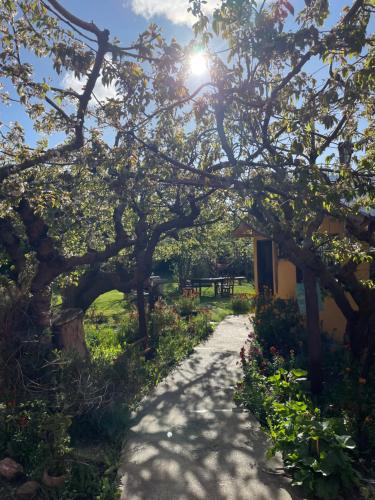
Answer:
[195,283,255,323]
[89,289,126,318]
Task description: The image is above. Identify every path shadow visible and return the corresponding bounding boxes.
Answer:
[118,345,302,500]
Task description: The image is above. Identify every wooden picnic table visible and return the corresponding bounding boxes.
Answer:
[189,276,246,297]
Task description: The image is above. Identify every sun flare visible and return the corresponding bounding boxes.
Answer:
[189,52,208,76]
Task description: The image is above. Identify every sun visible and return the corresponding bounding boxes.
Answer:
[189,52,208,76]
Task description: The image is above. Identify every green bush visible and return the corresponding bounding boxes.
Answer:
[86,324,124,361]
[147,301,213,382]
[235,333,292,424]
[321,354,375,458]
[85,309,139,362]
[188,312,213,341]
[265,369,359,500]
[48,459,120,500]
[253,294,306,356]
[175,295,198,316]
[0,400,71,478]
[235,355,359,499]
[231,293,253,314]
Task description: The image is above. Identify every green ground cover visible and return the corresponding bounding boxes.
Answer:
[88,290,127,318]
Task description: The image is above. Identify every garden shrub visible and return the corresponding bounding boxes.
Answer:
[0,400,71,479]
[187,312,213,341]
[116,310,140,343]
[253,294,306,356]
[86,324,124,362]
[147,300,213,382]
[265,369,359,500]
[235,344,360,499]
[235,331,295,423]
[321,353,375,459]
[175,295,198,316]
[231,293,253,314]
[68,353,142,443]
[235,325,374,499]
[45,458,120,500]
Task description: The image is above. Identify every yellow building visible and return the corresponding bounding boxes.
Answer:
[234,219,370,341]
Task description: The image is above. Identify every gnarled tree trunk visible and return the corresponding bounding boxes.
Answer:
[52,308,88,358]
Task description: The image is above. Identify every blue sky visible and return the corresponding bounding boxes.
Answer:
[59,0,368,45]
[2,0,373,148]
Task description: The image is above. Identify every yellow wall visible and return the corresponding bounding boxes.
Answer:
[277,259,296,299]
[253,233,369,341]
[319,297,348,341]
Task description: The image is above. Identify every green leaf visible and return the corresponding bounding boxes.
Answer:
[336,435,356,449]
[291,369,308,378]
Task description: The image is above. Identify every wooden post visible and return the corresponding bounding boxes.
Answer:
[303,268,323,395]
[52,308,88,358]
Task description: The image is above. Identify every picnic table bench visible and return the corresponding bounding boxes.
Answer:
[187,276,246,297]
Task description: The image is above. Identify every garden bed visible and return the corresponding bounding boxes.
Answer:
[235,294,375,500]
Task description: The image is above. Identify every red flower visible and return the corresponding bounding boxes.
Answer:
[240,347,245,361]
[18,416,29,428]
[270,346,278,355]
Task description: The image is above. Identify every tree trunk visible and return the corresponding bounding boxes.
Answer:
[29,286,53,330]
[136,283,148,349]
[303,268,323,395]
[52,308,88,358]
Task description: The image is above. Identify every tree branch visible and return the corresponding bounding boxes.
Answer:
[0,3,110,182]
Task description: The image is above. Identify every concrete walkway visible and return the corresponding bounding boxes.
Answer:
[118,316,299,500]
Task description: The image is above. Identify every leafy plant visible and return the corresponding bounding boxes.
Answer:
[231,293,254,314]
[265,369,359,500]
[187,312,213,341]
[53,459,120,500]
[175,295,199,316]
[235,335,361,499]
[0,400,71,479]
[140,301,212,384]
[253,294,306,357]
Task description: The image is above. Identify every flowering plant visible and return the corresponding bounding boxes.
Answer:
[252,294,306,357]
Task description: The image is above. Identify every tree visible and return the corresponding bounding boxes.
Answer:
[0,0,215,388]
[132,0,374,389]
[194,0,375,385]
[156,209,253,289]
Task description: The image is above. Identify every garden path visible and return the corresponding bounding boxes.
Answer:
[118,315,300,500]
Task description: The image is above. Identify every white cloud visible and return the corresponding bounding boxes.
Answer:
[130,0,219,26]
[62,71,117,105]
